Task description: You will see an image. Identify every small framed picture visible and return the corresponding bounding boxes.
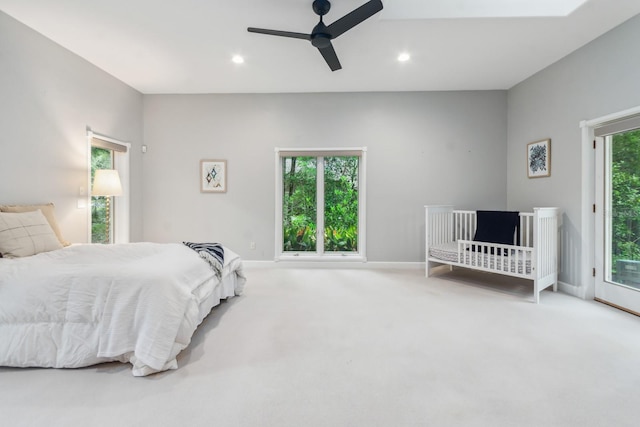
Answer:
[527,139,551,178]
[200,159,227,193]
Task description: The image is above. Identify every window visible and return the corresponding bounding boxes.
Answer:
[88,130,130,244]
[91,146,114,243]
[275,148,367,261]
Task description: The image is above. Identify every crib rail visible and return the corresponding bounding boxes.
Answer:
[425,206,453,247]
[453,210,476,242]
[457,240,533,277]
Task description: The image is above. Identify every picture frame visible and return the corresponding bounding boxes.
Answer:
[200,159,227,193]
[527,139,551,178]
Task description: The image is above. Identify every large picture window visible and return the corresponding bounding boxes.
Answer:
[275,148,366,261]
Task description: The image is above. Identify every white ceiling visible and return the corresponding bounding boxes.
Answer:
[1,0,639,94]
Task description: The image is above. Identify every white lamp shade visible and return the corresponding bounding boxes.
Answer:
[92,169,123,196]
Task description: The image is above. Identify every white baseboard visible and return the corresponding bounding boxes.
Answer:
[242,260,425,270]
[558,280,584,299]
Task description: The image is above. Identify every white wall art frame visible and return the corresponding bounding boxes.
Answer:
[200,159,227,193]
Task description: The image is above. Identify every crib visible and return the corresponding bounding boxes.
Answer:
[425,205,559,303]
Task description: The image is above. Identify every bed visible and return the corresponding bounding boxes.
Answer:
[0,205,246,376]
[425,205,559,303]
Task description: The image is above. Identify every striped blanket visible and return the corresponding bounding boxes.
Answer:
[183,242,225,277]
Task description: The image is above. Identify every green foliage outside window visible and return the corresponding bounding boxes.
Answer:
[611,130,640,276]
[324,156,358,251]
[91,147,112,244]
[283,157,317,251]
[282,156,359,252]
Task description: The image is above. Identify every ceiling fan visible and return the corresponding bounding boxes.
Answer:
[247,0,384,71]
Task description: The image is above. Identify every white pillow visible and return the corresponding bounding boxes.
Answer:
[0,203,70,246]
[0,210,63,258]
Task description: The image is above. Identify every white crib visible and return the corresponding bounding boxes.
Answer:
[425,205,559,303]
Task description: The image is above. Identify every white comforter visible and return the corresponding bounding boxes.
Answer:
[0,243,245,376]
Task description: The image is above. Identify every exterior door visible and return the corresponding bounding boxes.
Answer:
[595,127,640,314]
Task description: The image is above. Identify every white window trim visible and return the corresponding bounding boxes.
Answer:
[275,147,367,262]
[87,129,131,244]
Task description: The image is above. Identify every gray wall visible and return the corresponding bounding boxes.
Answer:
[143,91,507,261]
[507,14,640,290]
[0,11,144,243]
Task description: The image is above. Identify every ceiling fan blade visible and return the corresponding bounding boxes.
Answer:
[327,0,383,39]
[247,27,311,40]
[317,43,342,71]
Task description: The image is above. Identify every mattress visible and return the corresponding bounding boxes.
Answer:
[429,241,532,275]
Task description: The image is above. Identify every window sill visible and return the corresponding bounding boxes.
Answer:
[276,254,367,263]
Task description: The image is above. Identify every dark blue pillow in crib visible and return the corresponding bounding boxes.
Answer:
[471,211,520,253]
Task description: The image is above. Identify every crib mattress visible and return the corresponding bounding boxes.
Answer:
[429,242,532,275]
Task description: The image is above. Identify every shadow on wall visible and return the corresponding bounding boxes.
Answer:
[559,212,582,290]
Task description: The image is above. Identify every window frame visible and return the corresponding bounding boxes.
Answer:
[274,147,367,262]
[87,129,131,244]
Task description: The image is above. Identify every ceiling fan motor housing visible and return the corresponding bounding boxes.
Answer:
[311,21,331,48]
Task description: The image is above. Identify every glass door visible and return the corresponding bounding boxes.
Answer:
[596,128,640,314]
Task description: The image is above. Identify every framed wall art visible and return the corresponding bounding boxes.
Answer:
[527,139,551,178]
[200,159,227,193]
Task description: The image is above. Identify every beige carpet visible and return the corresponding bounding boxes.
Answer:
[1,267,639,427]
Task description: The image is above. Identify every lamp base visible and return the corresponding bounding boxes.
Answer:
[105,196,111,244]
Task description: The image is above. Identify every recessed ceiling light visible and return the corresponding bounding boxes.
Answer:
[232,55,244,64]
[398,53,411,62]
